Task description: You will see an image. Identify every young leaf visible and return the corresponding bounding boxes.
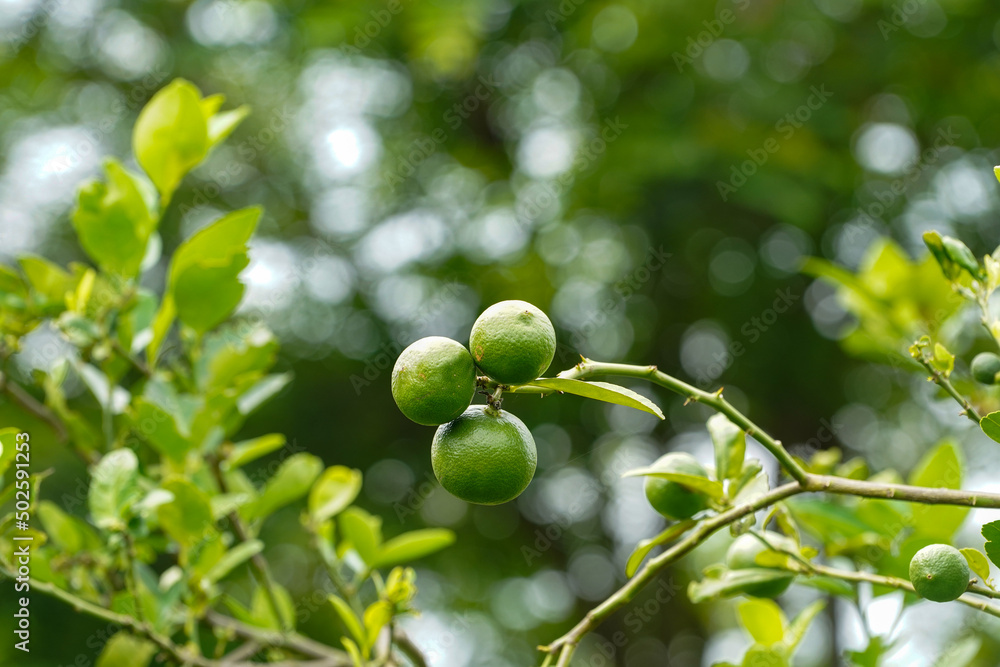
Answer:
[204,540,264,584]
[931,342,954,378]
[37,500,101,554]
[133,79,209,201]
[708,413,745,482]
[339,507,383,565]
[226,434,287,470]
[72,159,156,278]
[625,519,697,577]
[246,453,323,521]
[738,598,786,646]
[309,466,363,523]
[522,377,664,419]
[329,596,367,656]
[89,449,141,530]
[167,207,261,334]
[373,529,455,569]
[363,600,393,649]
[959,548,991,587]
[781,600,825,653]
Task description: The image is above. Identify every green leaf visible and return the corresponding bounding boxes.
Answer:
[738,598,786,645]
[250,582,295,630]
[309,466,363,523]
[373,529,455,568]
[167,207,261,334]
[688,568,794,603]
[209,106,250,147]
[329,595,367,656]
[226,434,287,470]
[982,520,1000,569]
[960,548,991,587]
[522,377,664,419]
[130,397,192,462]
[204,540,264,584]
[708,413,745,482]
[782,600,825,653]
[908,441,967,540]
[147,293,175,365]
[88,449,141,530]
[339,507,383,565]
[72,159,156,277]
[133,79,209,201]
[622,467,724,499]
[37,500,101,554]
[246,453,323,521]
[941,235,982,279]
[19,256,74,308]
[237,372,292,415]
[625,519,697,577]
[96,632,157,667]
[980,411,1000,444]
[156,478,213,547]
[342,638,365,667]
[196,325,278,393]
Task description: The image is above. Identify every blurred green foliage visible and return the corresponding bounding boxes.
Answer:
[4,0,1000,664]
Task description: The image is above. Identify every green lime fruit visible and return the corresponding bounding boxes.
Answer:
[391,337,477,426]
[431,405,537,505]
[726,531,797,598]
[909,544,970,602]
[469,300,556,385]
[971,352,1000,385]
[643,452,711,520]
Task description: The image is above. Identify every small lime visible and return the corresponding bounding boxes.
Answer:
[392,337,476,426]
[431,405,537,505]
[643,452,710,520]
[971,352,1000,385]
[469,300,556,385]
[909,544,970,602]
[726,531,797,598]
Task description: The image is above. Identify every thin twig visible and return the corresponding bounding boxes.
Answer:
[912,353,981,423]
[393,628,428,667]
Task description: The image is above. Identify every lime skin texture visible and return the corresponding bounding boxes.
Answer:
[469,300,557,385]
[725,531,797,598]
[971,352,1000,384]
[431,405,537,505]
[391,336,477,426]
[909,544,971,602]
[643,452,710,520]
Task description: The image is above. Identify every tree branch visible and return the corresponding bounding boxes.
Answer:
[555,360,811,484]
[805,473,1000,507]
[912,352,981,423]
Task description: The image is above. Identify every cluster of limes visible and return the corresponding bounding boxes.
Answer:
[391,300,557,505]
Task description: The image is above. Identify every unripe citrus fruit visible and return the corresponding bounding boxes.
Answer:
[391,337,476,426]
[431,405,537,505]
[726,531,797,598]
[971,352,1000,385]
[643,452,710,520]
[909,544,970,602]
[469,300,556,385]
